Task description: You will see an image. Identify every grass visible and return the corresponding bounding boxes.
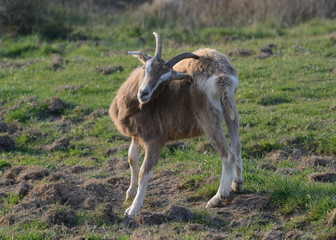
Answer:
[0,16,336,239]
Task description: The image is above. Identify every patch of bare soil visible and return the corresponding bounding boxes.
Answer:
[256,43,277,59]
[307,172,336,183]
[298,156,336,170]
[94,65,123,75]
[0,121,8,133]
[44,137,71,151]
[45,97,66,113]
[0,59,38,69]
[0,134,15,151]
[104,144,129,156]
[49,54,68,70]
[227,48,255,57]
[86,109,109,119]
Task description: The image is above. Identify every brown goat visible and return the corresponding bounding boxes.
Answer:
[109,32,243,216]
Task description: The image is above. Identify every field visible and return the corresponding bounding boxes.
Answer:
[0,12,336,239]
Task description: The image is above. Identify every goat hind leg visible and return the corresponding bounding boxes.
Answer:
[125,136,141,202]
[125,143,161,216]
[204,124,236,208]
[223,98,244,193]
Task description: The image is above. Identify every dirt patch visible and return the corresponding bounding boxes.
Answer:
[307,172,336,183]
[42,208,78,228]
[104,157,129,172]
[49,54,68,70]
[45,137,71,151]
[94,65,123,75]
[256,43,277,59]
[225,194,272,213]
[0,121,8,133]
[15,182,34,197]
[298,156,336,170]
[45,97,66,113]
[227,48,255,57]
[0,59,38,69]
[87,109,108,119]
[1,166,49,183]
[327,208,336,227]
[266,150,288,163]
[0,215,15,226]
[0,134,15,151]
[104,144,129,156]
[262,229,285,240]
[136,205,194,225]
[258,163,277,171]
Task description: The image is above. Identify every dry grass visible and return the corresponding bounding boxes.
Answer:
[138,0,336,29]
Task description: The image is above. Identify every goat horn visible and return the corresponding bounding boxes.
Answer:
[167,53,199,68]
[153,32,162,58]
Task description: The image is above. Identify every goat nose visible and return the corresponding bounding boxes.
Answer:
[140,89,150,97]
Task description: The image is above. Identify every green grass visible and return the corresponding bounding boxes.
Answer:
[0,17,336,239]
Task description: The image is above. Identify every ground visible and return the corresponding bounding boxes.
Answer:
[0,19,336,239]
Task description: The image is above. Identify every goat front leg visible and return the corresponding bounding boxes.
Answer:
[125,136,141,202]
[203,122,236,208]
[125,142,161,216]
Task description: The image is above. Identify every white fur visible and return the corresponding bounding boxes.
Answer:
[125,170,154,216]
[197,76,223,115]
[230,75,239,92]
[126,140,141,201]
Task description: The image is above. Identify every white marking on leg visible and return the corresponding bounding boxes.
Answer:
[125,170,153,216]
[126,140,141,201]
[207,152,235,208]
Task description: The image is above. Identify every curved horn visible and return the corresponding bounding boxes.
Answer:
[167,53,199,67]
[153,32,162,58]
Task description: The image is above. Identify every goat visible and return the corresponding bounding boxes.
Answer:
[109,32,243,216]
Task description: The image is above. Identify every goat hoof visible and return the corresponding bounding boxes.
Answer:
[206,195,224,208]
[231,181,244,193]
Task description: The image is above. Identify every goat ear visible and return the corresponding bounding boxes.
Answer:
[128,51,151,64]
[171,70,194,84]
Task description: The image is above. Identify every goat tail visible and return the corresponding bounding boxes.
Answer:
[217,74,238,121]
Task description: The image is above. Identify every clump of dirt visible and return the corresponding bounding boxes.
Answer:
[42,208,77,228]
[94,65,123,75]
[196,142,214,154]
[258,163,277,171]
[227,48,255,57]
[2,166,49,183]
[45,137,71,151]
[49,54,68,70]
[67,166,87,174]
[307,172,336,183]
[104,144,129,156]
[45,97,66,113]
[87,109,108,119]
[298,156,336,170]
[103,158,129,172]
[226,194,271,212]
[0,134,15,151]
[266,150,288,163]
[136,205,194,225]
[0,215,15,226]
[15,182,33,197]
[327,208,336,227]
[262,229,285,240]
[0,121,8,133]
[47,172,66,182]
[256,43,277,59]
